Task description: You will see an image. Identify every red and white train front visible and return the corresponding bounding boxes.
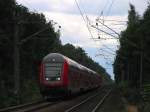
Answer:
[39,53,102,98]
[39,53,69,98]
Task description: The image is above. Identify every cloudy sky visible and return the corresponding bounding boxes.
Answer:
[17,0,149,79]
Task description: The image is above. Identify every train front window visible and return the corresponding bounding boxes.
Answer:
[44,63,63,81]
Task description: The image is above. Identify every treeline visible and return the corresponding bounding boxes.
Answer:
[0,0,111,108]
[114,4,150,87]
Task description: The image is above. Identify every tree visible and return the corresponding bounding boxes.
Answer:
[0,0,62,107]
[114,3,150,87]
[114,4,141,87]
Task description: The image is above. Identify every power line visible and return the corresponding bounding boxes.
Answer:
[90,23,119,56]
[74,0,107,59]
[95,53,111,57]
[111,23,126,26]
[103,44,116,53]
[98,18,127,23]
[91,24,119,39]
[90,37,118,40]
[19,25,50,44]
[96,19,120,36]
[95,53,114,64]
[74,0,95,40]
[95,0,126,60]
[106,0,116,16]
[95,54,113,62]
[99,48,116,55]
[74,0,117,62]
[98,0,109,18]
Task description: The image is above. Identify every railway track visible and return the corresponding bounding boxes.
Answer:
[0,100,60,112]
[0,86,112,112]
[65,87,113,112]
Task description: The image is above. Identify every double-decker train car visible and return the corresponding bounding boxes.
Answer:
[39,53,102,98]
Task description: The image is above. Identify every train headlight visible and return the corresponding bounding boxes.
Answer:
[46,78,49,81]
[56,77,61,81]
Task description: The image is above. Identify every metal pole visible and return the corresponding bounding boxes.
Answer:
[140,50,143,88]
[140,39,143,88]
[127,62,130,82]
[13,10,20,104]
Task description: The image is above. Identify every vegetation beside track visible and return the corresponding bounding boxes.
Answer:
[113,3,150,112]
[117,82,150,112]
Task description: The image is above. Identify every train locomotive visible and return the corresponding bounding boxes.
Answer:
[39,53,102,99]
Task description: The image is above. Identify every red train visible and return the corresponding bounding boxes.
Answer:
[39,53,102,99]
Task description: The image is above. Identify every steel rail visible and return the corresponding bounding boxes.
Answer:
[0,100,60,112]
[91,89,113,112]
[65,87,107,112]
[65,93,99,112]
[0,100,44,112]
[16,102,59,112]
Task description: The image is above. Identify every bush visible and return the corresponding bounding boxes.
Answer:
[118,81,142,105]
[20,79,42,103]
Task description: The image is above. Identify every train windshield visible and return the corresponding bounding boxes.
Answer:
[44,63,63,81]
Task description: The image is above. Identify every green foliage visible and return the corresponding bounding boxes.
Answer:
[0,0,61,108]
[114,4,150,107]
[20,80,42,103]
[114,3,150,87]
[127,4,140,27]
[118,82,141,105]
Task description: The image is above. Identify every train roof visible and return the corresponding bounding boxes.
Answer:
[43,53,98,75]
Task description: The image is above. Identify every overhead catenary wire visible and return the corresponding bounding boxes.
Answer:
[106,0,116,17]
[98,18,127,23]
[99,48,116,55]
[95,0,126,41]
[19,25,50,44]
[97,0,116,30]
[95,53,113,60]
[74,0,117,64]
[88,22,117,56]
[98,0,109,18]
[96,19,120,36]
[91,25,119,39]
[95,55,113,63]
[74,0,95,40]
[96,0,120,61]
[81,4,117,56]
[103,44,116,53]
[74,0,108,46]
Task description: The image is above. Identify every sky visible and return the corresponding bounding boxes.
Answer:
[17,0,149,79]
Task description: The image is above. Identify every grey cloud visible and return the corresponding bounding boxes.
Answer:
[17,0,148,16]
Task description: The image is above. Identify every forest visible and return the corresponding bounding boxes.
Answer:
[0,0,112,108]
[114,3,150,89]
[113,4,150,109]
